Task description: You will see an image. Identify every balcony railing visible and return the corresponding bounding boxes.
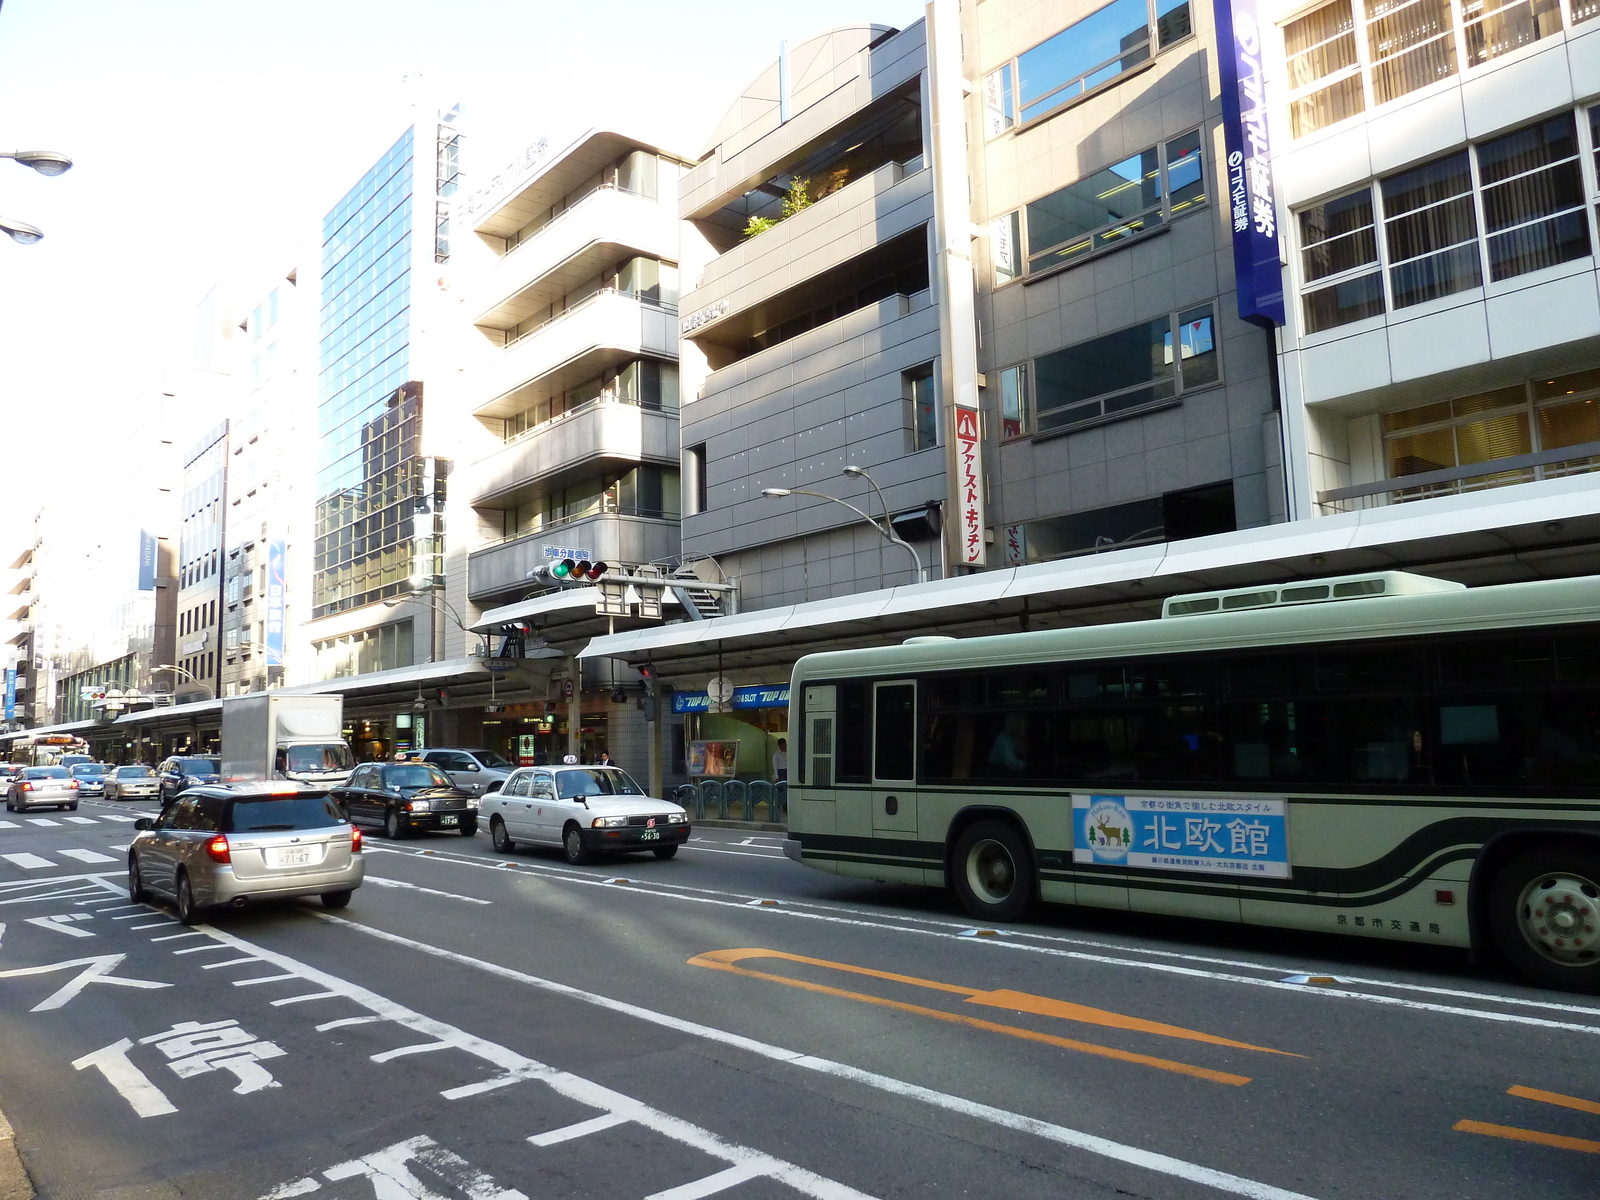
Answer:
[504,287,676,351]
[1315,440,1600,513]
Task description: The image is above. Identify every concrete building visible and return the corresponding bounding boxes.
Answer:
[1264,0,1600,523]
[452,126,696,771]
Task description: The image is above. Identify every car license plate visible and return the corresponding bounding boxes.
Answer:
[440,815,458,826]
[272,846,312,868]
[641,829,659,841]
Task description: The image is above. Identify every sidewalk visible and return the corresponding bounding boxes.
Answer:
[0,1107,32,1200]
[694,818,786,833]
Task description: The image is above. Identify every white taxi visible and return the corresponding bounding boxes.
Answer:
[482,765,689,864]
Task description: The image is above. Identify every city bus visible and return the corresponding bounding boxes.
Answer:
[783,571,1600,991]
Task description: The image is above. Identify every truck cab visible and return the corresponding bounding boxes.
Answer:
[273,740,356,787]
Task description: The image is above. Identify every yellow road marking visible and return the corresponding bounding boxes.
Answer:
[1508,1085,1600,1116]
[691,947,1298,1056]
[1454,1120,1600,1154]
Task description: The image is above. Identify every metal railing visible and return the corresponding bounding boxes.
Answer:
[502,285,677,351]
[1315,439,1600,513]
[674,780,787,823]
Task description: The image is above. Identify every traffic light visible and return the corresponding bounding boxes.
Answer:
[531,558,610,584]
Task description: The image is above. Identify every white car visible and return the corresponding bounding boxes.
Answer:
[483,765,689,864]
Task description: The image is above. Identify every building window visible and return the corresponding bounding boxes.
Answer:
[1285,0,1573,139]
[686,445,707,516]
[1031,306,1218,434]
[1299,188,1385,332]
[905,364,938,451]
[1000,365,1029,438]
[506,466,681,538]
[991,211,1021,283]
[1023,131,1205,274]
[1295,110,1596,330]
[988,0,1192,131]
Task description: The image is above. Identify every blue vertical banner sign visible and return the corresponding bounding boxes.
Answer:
[265,540,286,667]
[1213,0,1286,328]
[4,668,15,721]
[137,529,158,591]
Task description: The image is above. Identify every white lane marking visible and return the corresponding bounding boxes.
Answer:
[527,1112,628,1146]
[71,1037,177,1118]
[1,853,54,869]
[646,1164,760,1200]
[371,1041,454,1063]
[374,844,1600,1035]
[59,849,117,864]
[315,1016,384,1031]
[64,816,97,825]
[321,1133,526,1200]
[315,915,1315,1200]
[25,819,62,827]
[681,846,785,860]
[232,973,303,987]
[151,932,206,942]
[261,1178,321,1198]
[24,914,95,938]
[363,875,491,905]
[271,991,343,1006]
[0,821,15,828]
[130,921,176,931]
[174,944,232,954]
[193,924,877,1200]
[97,814,139,822]
[0,953,171,1010]
[201,957,267,969]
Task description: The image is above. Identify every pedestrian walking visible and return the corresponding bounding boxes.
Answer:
[772,737,788,783]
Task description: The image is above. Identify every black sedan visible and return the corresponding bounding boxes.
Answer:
[331,761,479,839]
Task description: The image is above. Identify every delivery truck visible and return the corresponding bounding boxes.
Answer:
[221,694,354,786]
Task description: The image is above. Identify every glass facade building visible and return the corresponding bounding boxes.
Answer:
[313,128,422,618]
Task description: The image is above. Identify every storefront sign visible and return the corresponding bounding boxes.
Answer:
[679,299,728,335]
[1073,793,1289,878]
[1214,0,1286,327]
[264,540,285,667]
[138,529,158,592]
[461,136,551,217]
[671,684,790,714]
[1000,524,1026,566]
[955,407,985,565]
[3,668,13,720]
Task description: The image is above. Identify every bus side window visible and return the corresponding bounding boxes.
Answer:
[837,683,871,782]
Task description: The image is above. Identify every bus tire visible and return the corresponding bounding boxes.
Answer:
[951,820,1035,923]
[1488,845,1600,993]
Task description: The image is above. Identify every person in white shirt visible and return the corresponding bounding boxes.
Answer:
[772,738,788,782]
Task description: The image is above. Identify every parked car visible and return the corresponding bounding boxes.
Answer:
[6,766,80,812]
[104,764,160,801]
[69,762,110,796]
[129,784,364,924]
[417,748,514,797]
[156,755,222,804]
[482,765,689,864]
[332,761,479,839]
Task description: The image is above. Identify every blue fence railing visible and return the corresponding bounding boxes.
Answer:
[673,780,787,823]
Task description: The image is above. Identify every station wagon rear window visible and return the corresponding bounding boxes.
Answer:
[227,796,348,832]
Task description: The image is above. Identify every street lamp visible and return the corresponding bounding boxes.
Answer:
[384,591,489,656]
[152,664,214,701]
[1,150,73,177]
[761,472,927,584]
[2,146,74,245]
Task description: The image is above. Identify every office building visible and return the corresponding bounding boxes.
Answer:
[454,126,695,770]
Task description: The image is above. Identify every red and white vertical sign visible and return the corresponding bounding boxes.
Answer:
[955,406,985,565]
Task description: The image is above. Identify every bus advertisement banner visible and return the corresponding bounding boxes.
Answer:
[1072,794,1289,878]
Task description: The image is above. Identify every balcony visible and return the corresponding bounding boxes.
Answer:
[466,289,679,420]
[467,514,681,603]
[679,159,932,346]
[470,185,678,331]
[467,400,679,508]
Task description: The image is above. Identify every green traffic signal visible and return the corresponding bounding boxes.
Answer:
[552,559,576,579]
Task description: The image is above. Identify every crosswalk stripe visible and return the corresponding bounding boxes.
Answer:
[25,818,62,827]
[63,816,96,825]
[1,853,54,869]
[97,814,139,823]
[0,821,15,829]
[58,849,117,864]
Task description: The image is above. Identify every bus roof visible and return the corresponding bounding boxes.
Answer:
[791,573,1600,682]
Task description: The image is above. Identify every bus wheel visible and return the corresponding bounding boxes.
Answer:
[952,820,1035,923]
[1489,846,1600,993]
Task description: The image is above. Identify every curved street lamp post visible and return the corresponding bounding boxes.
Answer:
[761,465,927,584]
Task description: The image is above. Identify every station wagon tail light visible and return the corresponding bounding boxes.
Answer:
[591,816,628,828]
[68,780,79,788]
[206,835,231,864]
[350,828,363,853]
[18,782,31,791]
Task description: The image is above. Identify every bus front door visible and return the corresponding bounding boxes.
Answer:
[871,681,917,835]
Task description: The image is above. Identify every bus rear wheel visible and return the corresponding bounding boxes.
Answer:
[1489,846,1600,993]
[951,820,1035,923]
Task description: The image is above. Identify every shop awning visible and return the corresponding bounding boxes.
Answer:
[0,718,99,744]
[577,476,1600,678]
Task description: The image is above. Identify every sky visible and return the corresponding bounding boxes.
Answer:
[0,0,929,523]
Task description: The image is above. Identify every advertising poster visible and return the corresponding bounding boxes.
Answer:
[265,540,286,667]
[1072,793,1290,878]
[687,740,740,777]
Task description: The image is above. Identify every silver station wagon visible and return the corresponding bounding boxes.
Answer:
[130,784,364,923]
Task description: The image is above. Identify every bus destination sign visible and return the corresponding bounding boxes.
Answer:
[1072,793,1289,878]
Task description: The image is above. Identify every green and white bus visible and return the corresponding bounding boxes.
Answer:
[783,571,1600,991]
